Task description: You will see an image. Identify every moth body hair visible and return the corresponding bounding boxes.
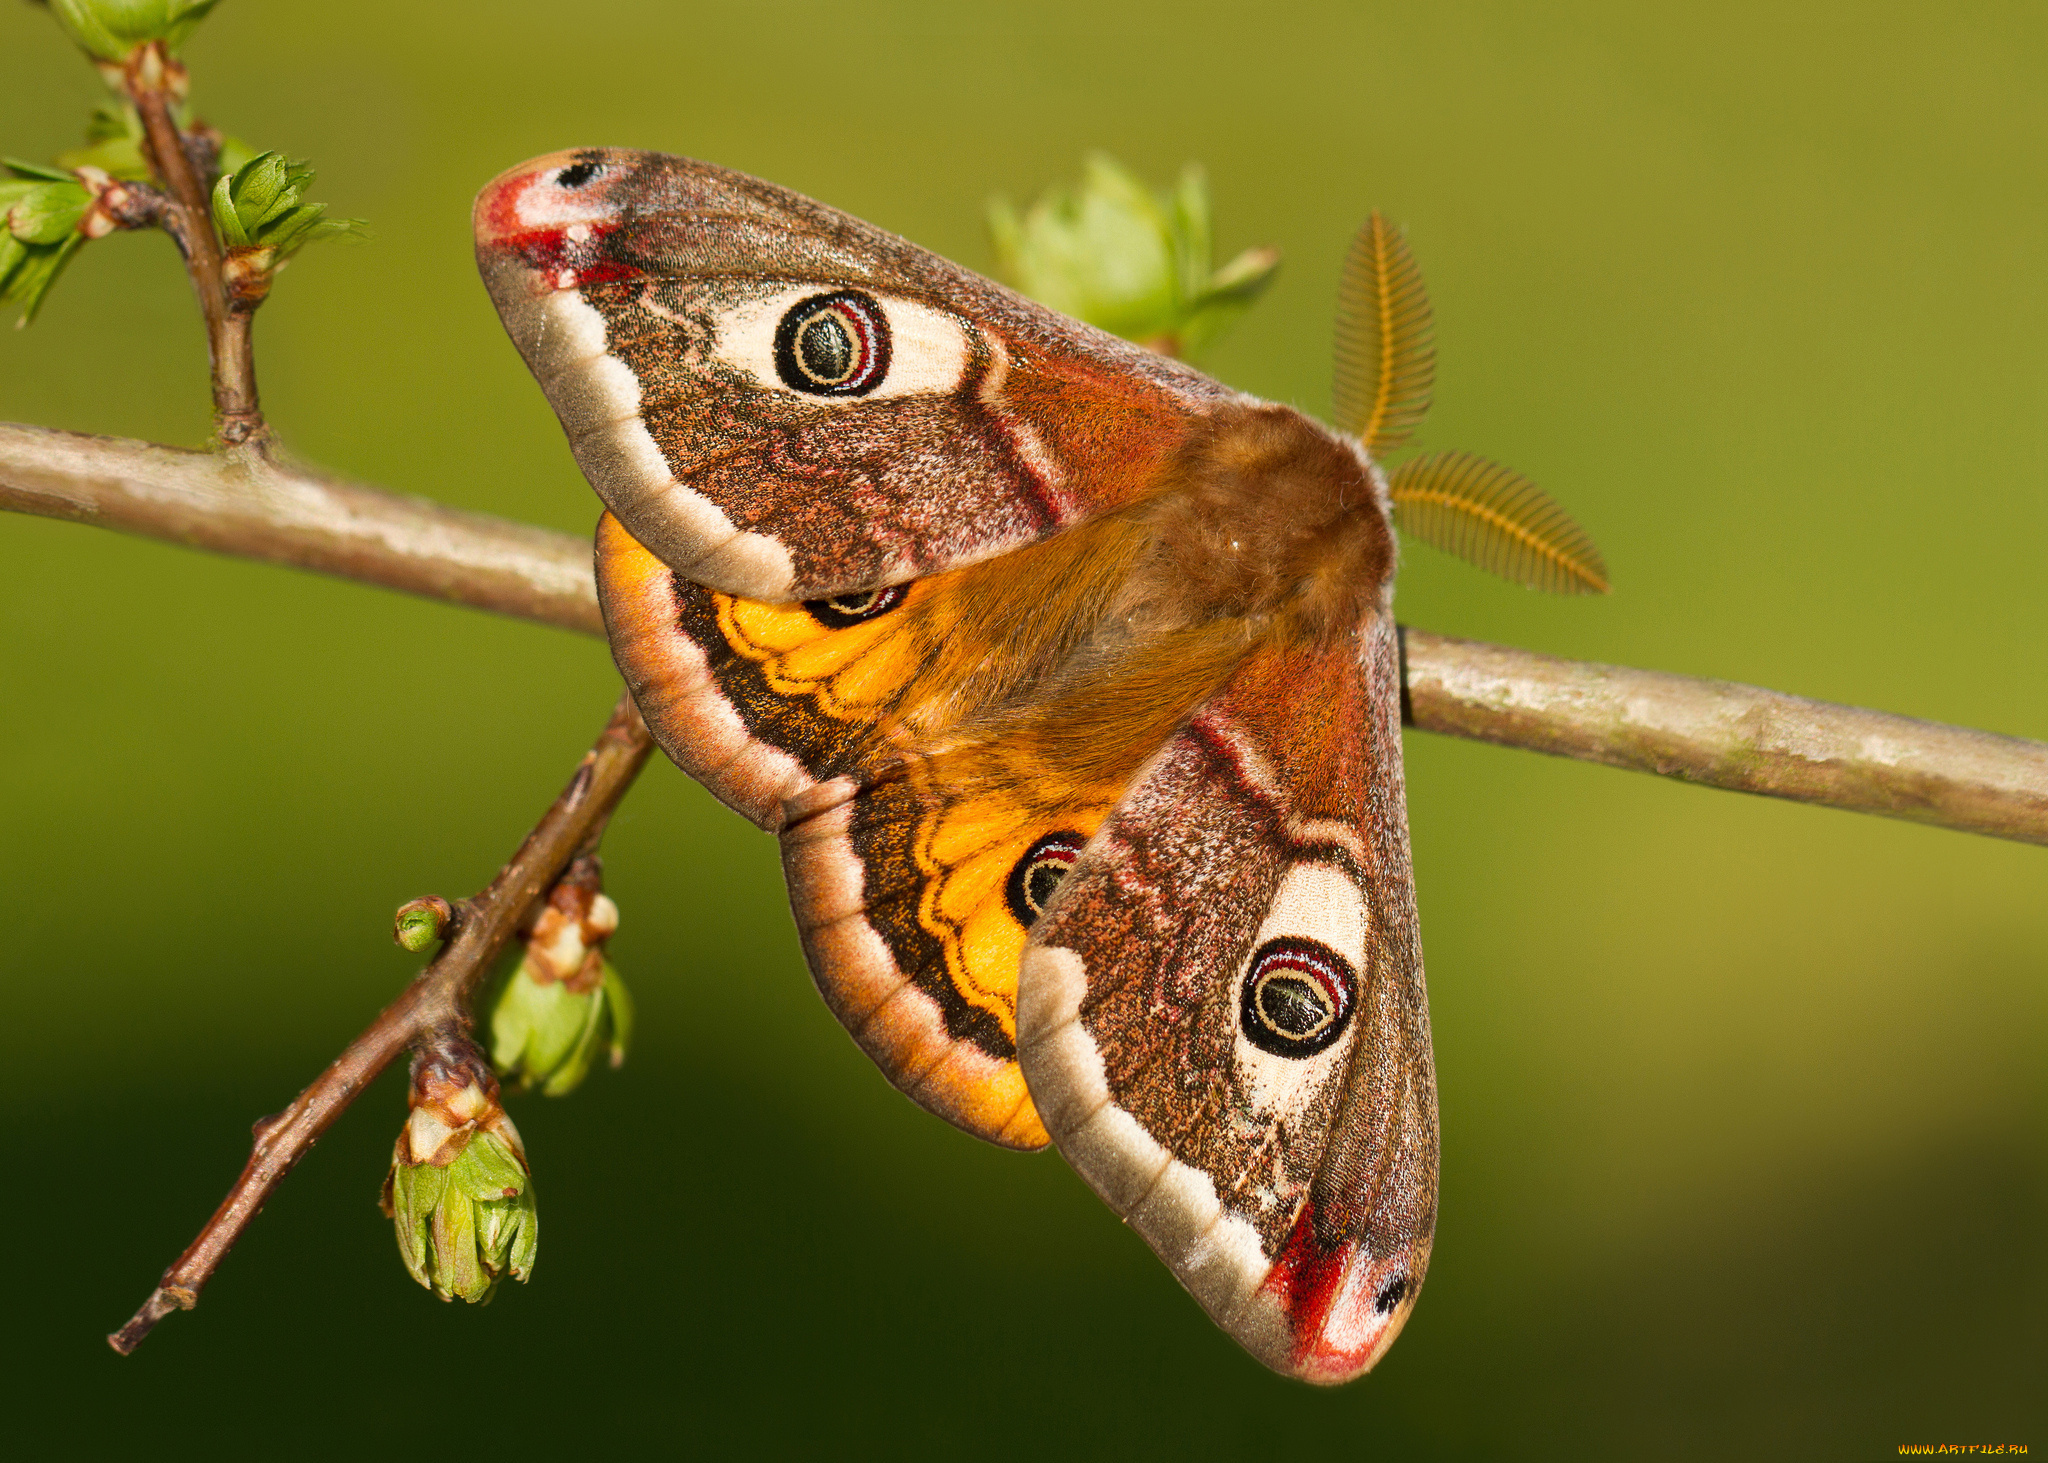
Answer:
[1133,402,1394,644]
[901,404,1395,826]
[889,512,1154,742]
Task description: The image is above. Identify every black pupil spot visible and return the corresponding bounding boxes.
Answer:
[1374,1276,1409,1315]
[1005,831,1087,925]
[1240,937,1357,1059]
[555,160,601,188]
[801,584,906,628]
[774,290,891,396]
[798,315,853,382]
[1257,976,1331,1039]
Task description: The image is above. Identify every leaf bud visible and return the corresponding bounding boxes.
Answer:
[379,1044,537,1304]
[393,896,455,954]
[44,1,220,66]
[1,160,94,323]
[489,857,633,1097]
[208,151,364,304]
[987,153,1279,361]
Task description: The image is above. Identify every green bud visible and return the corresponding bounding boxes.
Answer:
[380,1059,537,1304]
[393,896,453,954]
[44,0,221,64]
[989,153,1280,361]
[210,151,363,261]
[491,865,629,1097]
[602,958,635,1066]
[1,167,92,244]
[491,955,634,1097]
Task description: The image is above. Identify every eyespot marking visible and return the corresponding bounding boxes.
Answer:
[1006,830,1087,926]
[1240,937,1357,1059]
[774,290,892,396]
[801,584,907,628]
[555,157,604,189]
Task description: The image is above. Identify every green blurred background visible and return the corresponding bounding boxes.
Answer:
[2,2,2042,1457]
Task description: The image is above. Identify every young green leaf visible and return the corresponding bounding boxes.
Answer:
[44,0,221,63]
[0,233,86,324]
[989,153,1278,361]
[2,159,85,186]
[210,151,364,264]
[1179,241,1280,360]
[1,164,97,323]
[3,180,93,245]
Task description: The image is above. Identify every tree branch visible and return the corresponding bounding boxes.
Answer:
[5,421,2045,846]
[1400,630,2048,844]
[0,423,600,634]
[106,692,654,1354]
[124,42,264,445]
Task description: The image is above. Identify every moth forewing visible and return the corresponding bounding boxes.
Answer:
[476,147,1240,602]
[1016,599,1436,1385]
[1287,610,1438,1373]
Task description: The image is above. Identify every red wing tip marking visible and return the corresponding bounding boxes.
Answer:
[475,151,641,292]
[1259,1202,1418,1384]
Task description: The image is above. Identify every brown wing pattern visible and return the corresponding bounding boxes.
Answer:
[599,509,1165,1147]
[597,510,897,826]
[478,148,1236,601]
[1017,615,1437,1384]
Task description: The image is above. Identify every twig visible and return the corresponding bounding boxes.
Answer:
[124,42,263,445]
[106,692,654,1355]
[3,421,2045,845]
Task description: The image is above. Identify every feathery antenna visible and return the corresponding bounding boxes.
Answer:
[1388,451,1610,594]
[1332,212,1434,454]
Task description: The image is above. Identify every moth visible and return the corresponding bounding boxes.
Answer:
[474,149,1605,1383]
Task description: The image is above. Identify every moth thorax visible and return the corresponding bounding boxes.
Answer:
[1139,403,1393,635]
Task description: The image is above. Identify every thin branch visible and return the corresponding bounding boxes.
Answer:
[4,421,2045,846]
[125,42,263,444]
[106,692,654,1355]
